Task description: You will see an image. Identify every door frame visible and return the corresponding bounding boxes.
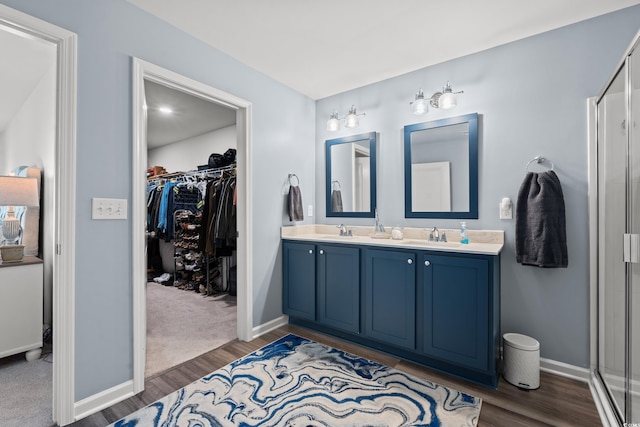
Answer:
[131,58,254,392]
[0,4,78,426]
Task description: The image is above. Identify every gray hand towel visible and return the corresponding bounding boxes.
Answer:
[331,189,343,212]
[515,170,568,268]
[288,185,304,222]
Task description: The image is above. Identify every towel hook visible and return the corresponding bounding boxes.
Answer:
[332,180,341,191]
[288,173,300,186]
[526,156,555,172]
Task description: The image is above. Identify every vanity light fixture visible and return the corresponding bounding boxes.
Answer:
[410,81,464,115]
[326,105,366,131]
[326,111,340,131]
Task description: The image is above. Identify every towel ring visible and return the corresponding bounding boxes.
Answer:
[332,180,341,191]
[526,156,555,172]
[288,173,300,186]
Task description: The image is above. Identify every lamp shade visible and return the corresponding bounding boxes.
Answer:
[326,111,340,131]
[438,92,457,109]
[0,176,39,207]
[345,106,360,128]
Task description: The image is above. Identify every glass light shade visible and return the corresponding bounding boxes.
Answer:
[411,98,428,115]
[326,117,340,131]
[438,92,457,109]
[345,113,359,128]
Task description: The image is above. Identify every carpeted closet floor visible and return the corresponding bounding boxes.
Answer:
[145,281,237,378]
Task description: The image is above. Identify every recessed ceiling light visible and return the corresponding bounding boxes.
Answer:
[158,106,173,115]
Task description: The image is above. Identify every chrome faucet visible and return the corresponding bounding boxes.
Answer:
[374,208,385,233]
[428,227,447,242]
[429,227,439,242]
[337,224,352,237]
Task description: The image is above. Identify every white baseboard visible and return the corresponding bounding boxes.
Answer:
[74,380,135,422]
[252,315,289,339]
[540,357,590,383]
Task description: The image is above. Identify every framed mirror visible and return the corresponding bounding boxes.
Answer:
[404,113,478,219]
[326,132,377,218]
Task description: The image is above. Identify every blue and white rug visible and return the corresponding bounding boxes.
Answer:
[111,334,481,426]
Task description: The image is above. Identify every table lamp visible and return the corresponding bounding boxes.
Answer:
[0,176,39,262]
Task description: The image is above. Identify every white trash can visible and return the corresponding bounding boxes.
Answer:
[503,333,540,390]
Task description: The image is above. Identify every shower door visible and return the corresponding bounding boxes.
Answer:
[631,39,640,420]
[597,63,627,421]
[597,34,640,424]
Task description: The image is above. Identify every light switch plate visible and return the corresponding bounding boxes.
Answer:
[92,198,127,220]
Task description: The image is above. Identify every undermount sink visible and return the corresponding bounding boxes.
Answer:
[400,240,462,248]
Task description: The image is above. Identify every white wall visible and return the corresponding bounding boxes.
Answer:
[147,125,236,173]
[1,63,56,327]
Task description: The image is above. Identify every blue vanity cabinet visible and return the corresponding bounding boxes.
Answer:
[364,249,416,350]
[317,244,360,334]
[282,241,316,321]
[419,253,489,370]
[417,251,501,386]
[282,238,501,387]
[283,240,360,333]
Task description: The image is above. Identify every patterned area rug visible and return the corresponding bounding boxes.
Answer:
[111,334,481,426]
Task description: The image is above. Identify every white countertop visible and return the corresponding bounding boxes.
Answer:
[281,225,504,255]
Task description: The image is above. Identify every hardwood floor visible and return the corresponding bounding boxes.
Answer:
[70,325,602,426]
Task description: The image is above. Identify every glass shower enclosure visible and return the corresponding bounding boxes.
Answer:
[594,30,640,425]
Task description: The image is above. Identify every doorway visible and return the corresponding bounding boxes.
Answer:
[132,58,253,393]
[0,4,77,426]
[143,78,238,378]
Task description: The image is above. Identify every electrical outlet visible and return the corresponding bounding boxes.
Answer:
[92,198,127,220]
[499,203,513,220]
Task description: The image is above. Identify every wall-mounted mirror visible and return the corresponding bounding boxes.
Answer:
[326,132,377,218]
[404,113,478,219]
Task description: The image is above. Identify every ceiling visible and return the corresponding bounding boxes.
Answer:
[145,80,236,149]
[128,0,640,100]
[0,28,56,132]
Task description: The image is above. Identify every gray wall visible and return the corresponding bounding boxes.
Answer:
[2,0,316,400]
[316,7,640,368]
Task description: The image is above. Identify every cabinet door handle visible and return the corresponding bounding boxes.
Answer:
[320,250,324,255]
[407,259,413,265]
[424,260,431,266]
[308,249,313,254]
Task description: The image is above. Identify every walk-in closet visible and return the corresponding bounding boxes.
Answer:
[144,79,238,378]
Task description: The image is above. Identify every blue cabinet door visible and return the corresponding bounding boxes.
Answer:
[364,249,416,349]
[420,253,489,371]
[282,241,316,321]
[317,245,360,334]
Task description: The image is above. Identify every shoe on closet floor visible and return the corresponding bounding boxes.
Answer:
[153,273,171,283]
